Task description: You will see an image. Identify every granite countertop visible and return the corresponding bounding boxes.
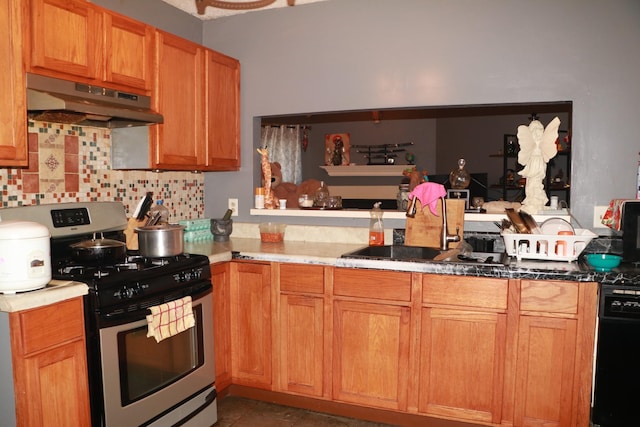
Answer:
[0,280,88,313]
[185,237,640,285]
[5,236,637,314]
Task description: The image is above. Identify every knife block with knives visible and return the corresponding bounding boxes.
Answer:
[124,192,154,250]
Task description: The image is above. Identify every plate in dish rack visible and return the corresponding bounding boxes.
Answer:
[540,217,574,235]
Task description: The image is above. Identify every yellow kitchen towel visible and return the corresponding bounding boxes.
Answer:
[146,296,195,343]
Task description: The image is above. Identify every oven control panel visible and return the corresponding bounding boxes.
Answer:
[50,207,91,228]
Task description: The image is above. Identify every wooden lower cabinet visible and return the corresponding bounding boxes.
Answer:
[511,279,597,427]
[513,316,577,427]
[333,299,411,411]
[418,274,508,424]
[211,262,232,390]
[9,297,91,427]
[229,261,272,389]
[277,263,327,397]
[223,261,597,427]
[332,268,412,411]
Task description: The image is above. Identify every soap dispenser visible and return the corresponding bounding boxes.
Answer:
[369,202,384,246]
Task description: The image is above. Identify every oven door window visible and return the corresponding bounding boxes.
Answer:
[117,305,204,405]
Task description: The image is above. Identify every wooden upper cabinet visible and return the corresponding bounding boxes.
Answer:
[102,10,154,93]
[152,30,205,170]
[26,0,101,81]
[0,0,28,166]
[26,0,154,94]
[205,49,240,171]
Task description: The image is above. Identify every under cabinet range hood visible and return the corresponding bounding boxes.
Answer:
[26,73,163,128]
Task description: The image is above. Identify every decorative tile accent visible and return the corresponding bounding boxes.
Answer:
[0,121,205,220]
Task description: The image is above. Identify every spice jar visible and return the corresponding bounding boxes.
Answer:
[255,187,265,209]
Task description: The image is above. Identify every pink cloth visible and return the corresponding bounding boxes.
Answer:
[409,182,447,216]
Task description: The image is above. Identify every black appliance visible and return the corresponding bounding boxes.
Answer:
[592,280,640,427]
[4,202,217,427]
[622,200,640,262]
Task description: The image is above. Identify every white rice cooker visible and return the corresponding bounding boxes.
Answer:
[0,220,51,294]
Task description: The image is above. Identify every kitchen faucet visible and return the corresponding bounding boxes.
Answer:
[439,196,461,250]
[406,196,460,250]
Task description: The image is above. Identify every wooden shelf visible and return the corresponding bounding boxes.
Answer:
[319,164,409,177]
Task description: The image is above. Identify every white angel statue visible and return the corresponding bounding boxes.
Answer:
[517,116,561,214]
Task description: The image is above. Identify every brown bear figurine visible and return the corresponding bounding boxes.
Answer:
[270,162,324,208]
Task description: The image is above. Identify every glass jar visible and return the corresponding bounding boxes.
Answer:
[298,194,314,208]
[449,158,470,189]
[314,181,330,208]
[396,183,410,212]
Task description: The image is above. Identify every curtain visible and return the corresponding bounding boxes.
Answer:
[260,125,303,184]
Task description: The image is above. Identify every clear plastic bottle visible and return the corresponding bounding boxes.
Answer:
[150,200,170,224]
[369,202,384,246]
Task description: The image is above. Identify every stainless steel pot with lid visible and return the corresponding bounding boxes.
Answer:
[70,233,127,265]
[135,224,184,257]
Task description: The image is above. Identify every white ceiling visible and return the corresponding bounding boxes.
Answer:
[159,0,328,20]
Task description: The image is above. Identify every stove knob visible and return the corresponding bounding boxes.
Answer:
[132,282,144,296]
[114,286,132,299]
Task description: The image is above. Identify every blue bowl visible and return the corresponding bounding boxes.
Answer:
[585,253,622,272]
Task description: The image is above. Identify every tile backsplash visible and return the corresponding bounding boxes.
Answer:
[0,121,204,220]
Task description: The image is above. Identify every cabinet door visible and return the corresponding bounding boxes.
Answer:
[513,316,577,427]
[278,263,326,397]
[418,307,506,424]
[205,49,240,171]
[0,0,27,166]
[18,340,91,427]
[10,297,90,427]
[230,262,272,388]
[102,10,154,93]
[153,30,205,170]
[332,300,410,410]
[279,294,324,397]
[210,262,232,391]
[27,0,101,80]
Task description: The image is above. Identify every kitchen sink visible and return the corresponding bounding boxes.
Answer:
[341,245,508,265]
[342,245,442,261]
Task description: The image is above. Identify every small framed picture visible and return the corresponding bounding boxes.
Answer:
[325,133,350,166]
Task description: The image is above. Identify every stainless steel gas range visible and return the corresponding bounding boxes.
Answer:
[1,202,217,427]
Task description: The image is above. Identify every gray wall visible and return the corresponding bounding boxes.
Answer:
[96,0,640,230]
[202,0,640,229]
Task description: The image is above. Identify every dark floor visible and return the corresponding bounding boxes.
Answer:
[215,395,397,427]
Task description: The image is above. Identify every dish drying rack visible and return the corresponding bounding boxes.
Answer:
[501,229,597,262]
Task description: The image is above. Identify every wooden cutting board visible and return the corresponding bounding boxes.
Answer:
[405,199,466,248]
